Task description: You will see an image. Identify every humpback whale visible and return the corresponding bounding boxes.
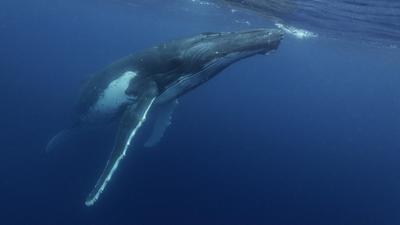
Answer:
[48,28,284,206]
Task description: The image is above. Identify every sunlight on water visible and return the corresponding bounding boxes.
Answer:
[275,22,317,39]
[218,0,400,48]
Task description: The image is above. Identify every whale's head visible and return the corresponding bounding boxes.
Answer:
[186,28,283,58]
[144,28,284,94]
[178,28,284,71]
[138,28,284,100]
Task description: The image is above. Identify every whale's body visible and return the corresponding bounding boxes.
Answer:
[49,28,284,206]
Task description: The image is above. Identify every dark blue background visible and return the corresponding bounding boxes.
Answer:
[1,0,400,225]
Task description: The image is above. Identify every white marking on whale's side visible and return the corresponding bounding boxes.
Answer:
[92,71,137,115]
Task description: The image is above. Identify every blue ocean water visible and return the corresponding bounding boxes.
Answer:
[1,0,400,225]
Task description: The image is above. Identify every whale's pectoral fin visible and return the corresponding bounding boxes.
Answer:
[85,81,158,206]
[144,99,178,148]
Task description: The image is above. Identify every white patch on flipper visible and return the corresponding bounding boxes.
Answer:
[92,71,137,115]
[84,97,155,207]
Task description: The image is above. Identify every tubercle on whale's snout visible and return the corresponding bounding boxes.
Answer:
[260,33,284,55]
[270,30,285,43]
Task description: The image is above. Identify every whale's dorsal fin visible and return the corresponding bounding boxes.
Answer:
[144,99,178,148]
[85,81,158,206]
[45,122,85,153]
[45,129,75,153]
